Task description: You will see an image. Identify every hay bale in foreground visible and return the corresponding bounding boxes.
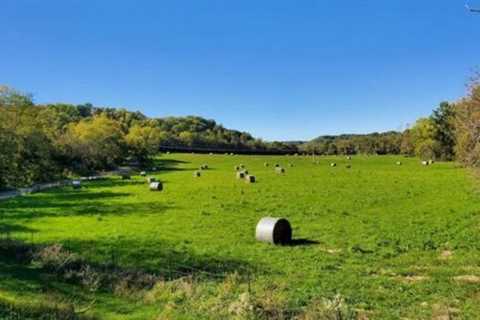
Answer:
[245,175,256,183]
[256,217,292,245]
[149,181,163,191]
[193,171,201,177]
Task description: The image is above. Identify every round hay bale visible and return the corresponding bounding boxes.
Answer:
[275,167,285,174]
[72,180,81,189]
[264,162,269,167]
[330,163,337,167]
[275,164,280,168]
[346,156,352,160]
[245,175,256,183]
[149,181,163,191]
[421,161,429,166]
[288,163,294,167]
[235,166,240,171]
[255,217,292,245]
[147,177,156,183]
[428,159,434,165]
[236,172,245,179]
[242,170,249,175]
[140,171,147,177]
[240,164,245,169]
[193,171,201,177]
[396,161,402,166]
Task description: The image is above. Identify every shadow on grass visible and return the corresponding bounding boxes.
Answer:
[0,237,256,303]
[151,158,191,174]
[0,223,37,235]
[0,196,174,220]
[287,239,320,247]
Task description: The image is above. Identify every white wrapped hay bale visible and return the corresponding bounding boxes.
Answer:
[275,167,285,174]
[330,163,337,167]
[245,175,256,183]
[140,171,147,177]
[255,217,292,245]
[72,180,81,189]
[396,161,402,166]
[149,181,163,191]
[421,161,429,166]
[193,171,201,177]
[346,156,352,160]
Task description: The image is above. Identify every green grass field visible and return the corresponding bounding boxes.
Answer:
[1,154,480,319]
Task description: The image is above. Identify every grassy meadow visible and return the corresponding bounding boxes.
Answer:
[1,153,480,319]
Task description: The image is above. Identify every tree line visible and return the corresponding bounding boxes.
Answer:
[300,80,480,167]
[1,80,480,190]
[0,86,295,190]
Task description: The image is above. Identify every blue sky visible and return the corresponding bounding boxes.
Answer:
[1,1,479,141]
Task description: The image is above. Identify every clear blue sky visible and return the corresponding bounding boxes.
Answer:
[1,1,479,141]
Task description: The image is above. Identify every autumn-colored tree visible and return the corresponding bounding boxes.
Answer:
[63,115,126,172]
[454,84,480,166]
[125,125,164,164]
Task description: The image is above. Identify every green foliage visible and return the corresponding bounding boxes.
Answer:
[409,118,439,160]
[300,132,402,155]
[431,102,456,160]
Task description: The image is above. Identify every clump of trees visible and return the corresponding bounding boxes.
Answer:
[299,99,460,162]
[299,132,402,155]
[0,86,294,190]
